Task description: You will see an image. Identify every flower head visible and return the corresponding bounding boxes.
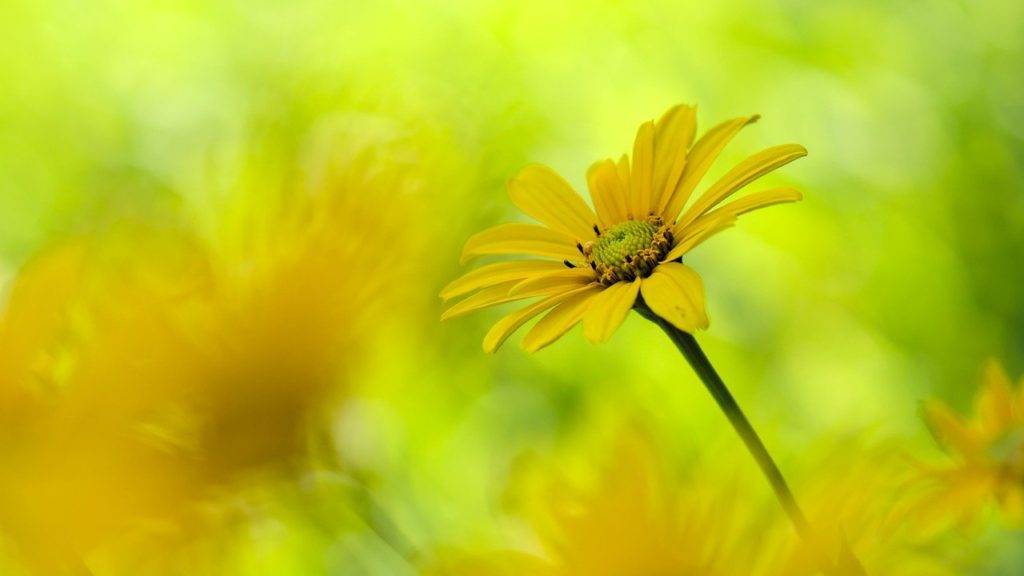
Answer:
[917,359,1024,526]
[442,104,806,352]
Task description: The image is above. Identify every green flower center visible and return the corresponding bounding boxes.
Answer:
[591,220,659,268]
[584,216,673,286]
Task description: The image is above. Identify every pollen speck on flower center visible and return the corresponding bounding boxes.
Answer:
[585,216,673,286]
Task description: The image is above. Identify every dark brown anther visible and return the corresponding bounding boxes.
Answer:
[589,261,597,270]
[593,224,601,235]
[576,242,584,254]
[563,259,576,269]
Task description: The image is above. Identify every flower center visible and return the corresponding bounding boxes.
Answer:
[585,216,673,286]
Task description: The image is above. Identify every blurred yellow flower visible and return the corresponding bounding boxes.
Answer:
[917,359,1024,526]
[0,135,423,571]
[0,239,203,571]
[786,447,954,576]
[424,429,950,576]
[442,104,806,352]
[426,431,746,575]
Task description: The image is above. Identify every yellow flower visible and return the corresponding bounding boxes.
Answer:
[423,429,952,576]
[0,137,422,570]
[426,431,744,576]
[442,104,806,352]
[918,359,1024,526]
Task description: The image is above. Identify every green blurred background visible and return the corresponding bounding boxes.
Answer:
[1,0,1022,573]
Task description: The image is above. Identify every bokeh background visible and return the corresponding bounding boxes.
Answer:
[1,0,1022,573]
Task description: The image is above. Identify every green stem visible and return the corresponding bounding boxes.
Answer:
[635,302,813,541]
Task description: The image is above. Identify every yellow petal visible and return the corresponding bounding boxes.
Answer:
[440,268,593,317]
[461,223,579,263]
[660,115,759,222]
[508,165,598,241]
[676,143,807,230]
[440,260,566,300]
[521,286,602,352]
[441,281,519,320]
[977,358,1015,437]
[663,213,737,262]
[629,120,655,218]
[700,187,802,220]
[941,468,998,530]
[0,241,86,404]
[640,263,708,333]
[510,267,596,295]
[483,287,588,353]
[616,154,632,218]
[587,159,629,228]
[582,280,640,343]
[924,401,981,460]
[666,187,800,258]
[653,104,697,216]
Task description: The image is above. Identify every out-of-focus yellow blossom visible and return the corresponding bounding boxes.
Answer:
[916,359,1024,527]
[442,104,806,352]
[0,236,218,571]
[782,447,954,576]
[0,139,422,571]
[423,428,954,576]
[426,431,746,575]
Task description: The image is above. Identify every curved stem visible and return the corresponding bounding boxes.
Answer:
[635,302,813,540]
[639,305,871,573]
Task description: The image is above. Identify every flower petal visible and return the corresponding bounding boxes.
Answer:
[663,213,737,262]
[510,267,596,295]
[483,287,589,353]
[977,359,1015,438]
[442,278,581,321]
[461,223,579,263]
[440,281,520,320]
[653,104,697,216]
[629,120,655,218]
[640,263,708,333]
[0,241,86,402]
[616,154,632,217]
[924,401,982,461]
[508,165,598,241]
[660,115,759,222]
[440,260,566,301]
[587,159,629,228]
[676,143,807,230]
[582,279,641,343]
[521,286,602,353]
[664,188,801,260]
[700,187,802,220]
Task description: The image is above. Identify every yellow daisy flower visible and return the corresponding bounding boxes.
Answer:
[442,104,806,352]
[918,359,1024,526]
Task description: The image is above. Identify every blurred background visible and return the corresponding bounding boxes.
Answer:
[1,0,1022,573]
